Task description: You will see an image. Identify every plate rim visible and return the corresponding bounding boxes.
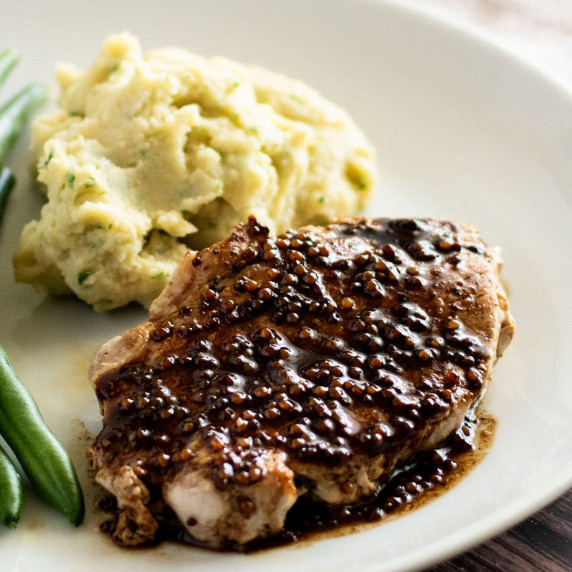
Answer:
[1,1,572,570]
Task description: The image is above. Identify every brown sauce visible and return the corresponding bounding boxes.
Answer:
[99,405,495,552]
[93,217,508,551]
[260,409,496,551]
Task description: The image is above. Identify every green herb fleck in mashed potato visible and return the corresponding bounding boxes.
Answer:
[14,33,376,311]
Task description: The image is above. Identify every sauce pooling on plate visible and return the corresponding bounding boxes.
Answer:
[99,405,495,551]
[91,216,511,549]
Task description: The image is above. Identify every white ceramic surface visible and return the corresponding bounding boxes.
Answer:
[1,1,571,571]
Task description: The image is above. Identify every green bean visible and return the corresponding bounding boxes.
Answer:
[0,82,47,164]
[0,443,22,528]
[0,50,81,527]
[0,166,15,224]
[0,344,84,526]
[0,49,18,91]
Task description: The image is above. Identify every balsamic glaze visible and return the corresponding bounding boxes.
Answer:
[99,404,495,552]
[92,217,507,550]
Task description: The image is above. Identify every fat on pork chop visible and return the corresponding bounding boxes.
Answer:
[88,217,514,548]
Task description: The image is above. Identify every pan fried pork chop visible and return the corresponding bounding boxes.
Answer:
[88,217,513,548]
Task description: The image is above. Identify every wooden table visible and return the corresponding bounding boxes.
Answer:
[425,489,572,571]
[405,2,572,569]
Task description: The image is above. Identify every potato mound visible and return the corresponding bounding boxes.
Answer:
[14,33,376,311]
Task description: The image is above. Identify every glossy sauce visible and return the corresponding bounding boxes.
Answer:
[99,407,495,551]
[256,409,496,550]
[92,217,509,549]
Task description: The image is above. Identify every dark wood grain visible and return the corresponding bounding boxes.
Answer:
[424,488,572,571]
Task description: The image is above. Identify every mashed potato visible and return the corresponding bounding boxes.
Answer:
[14,33,376,311]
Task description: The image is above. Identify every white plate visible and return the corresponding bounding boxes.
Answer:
[1,1,571,571]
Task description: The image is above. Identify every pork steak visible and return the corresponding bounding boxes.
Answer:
[88,216,514,548]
